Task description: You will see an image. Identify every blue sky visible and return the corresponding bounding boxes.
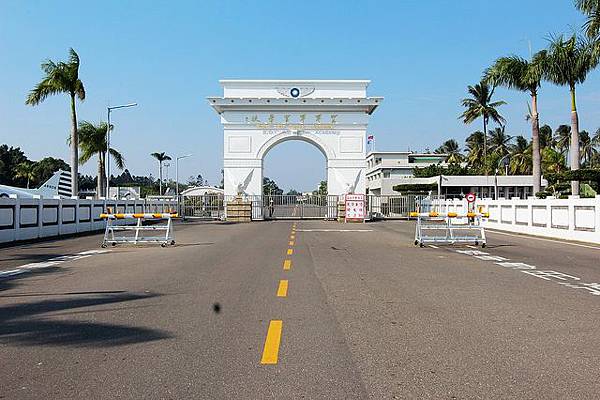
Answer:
[1,0,599,192]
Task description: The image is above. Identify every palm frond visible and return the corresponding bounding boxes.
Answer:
[109,148,126,170]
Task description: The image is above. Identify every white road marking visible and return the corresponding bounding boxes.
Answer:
[0,250,109,279]
[487,230,600,250]
[496,262,536,270]
[522,270,580,281]
[455,250,489,256]
[451,241,600,298]
[428,245,439,249]
[556,282,600,295]
[0,269,27,278]
[474,255,508,262]
[296,229,373,232]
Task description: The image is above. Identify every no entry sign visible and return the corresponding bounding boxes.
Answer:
[466,193,476,203]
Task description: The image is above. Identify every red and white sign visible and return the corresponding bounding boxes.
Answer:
[345,194,366,222]
[466,192,476,203]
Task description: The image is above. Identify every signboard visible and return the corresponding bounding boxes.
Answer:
[345,194,366,222]
[466,192,476,203]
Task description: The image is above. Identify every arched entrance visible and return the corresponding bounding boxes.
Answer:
[208,80,382,219]
[262,137,329,219]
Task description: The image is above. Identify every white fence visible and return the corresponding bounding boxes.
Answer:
[0,197,177,244]
[433,196,600,244]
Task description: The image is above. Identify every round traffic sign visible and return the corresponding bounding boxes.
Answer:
[466,193,476,203]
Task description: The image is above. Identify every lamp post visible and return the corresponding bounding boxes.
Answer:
[106,102,137,199]
[175,154,192,216]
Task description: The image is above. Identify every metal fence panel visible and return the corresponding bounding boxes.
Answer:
[366,194,428,219]
[262,195,337,220]
[181,193,433,221]
[182,194,225,219]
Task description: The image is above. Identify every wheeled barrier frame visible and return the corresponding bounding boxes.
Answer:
[411,211,488,248]
[100,213,177,248]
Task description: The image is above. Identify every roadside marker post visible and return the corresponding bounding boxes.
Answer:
[100,212,177,248]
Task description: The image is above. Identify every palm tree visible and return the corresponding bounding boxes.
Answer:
[488,126,513,158]
[509,136,532,175]
[579,130,597,167]
[14,161,37,189]
[542,147,567,175]
[576,0,600,39]
[543,34,599,194]
[465,131,486,172]
[459,81,506,173]
[151,152,171,195]
[554,125,571,156]
[25,48,85,196]
[539,124,554,149]
[76,121,125,198]
[592,128,600,167]
[435,139,463,163]
[484,52,547,193]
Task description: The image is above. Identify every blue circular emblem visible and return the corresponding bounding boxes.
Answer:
[290,88,300,98]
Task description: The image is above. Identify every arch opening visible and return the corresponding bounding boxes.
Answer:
[262,138,327,196]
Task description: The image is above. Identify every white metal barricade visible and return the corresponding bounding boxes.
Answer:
[100,213,177,247]
[411,211,489,248]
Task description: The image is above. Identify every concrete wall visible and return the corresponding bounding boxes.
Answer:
[0,197,176,244]
[435,196,600,244]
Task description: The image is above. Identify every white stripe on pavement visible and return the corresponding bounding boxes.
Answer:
[0,250,109,279]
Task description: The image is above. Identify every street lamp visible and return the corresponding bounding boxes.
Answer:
[175,154,192,216]
[106,102,137,199]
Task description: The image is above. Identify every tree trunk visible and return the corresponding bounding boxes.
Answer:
[97,152,104,198]
[483,116,488,175]
[531,93,541,195]
[570,86,580,195]
[159,161,163,195]
[70,93,79,197]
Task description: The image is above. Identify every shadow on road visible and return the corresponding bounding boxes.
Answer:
[0,292,172,347]
[0,252,84,262]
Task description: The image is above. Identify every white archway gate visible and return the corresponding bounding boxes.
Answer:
[208,80,382,219]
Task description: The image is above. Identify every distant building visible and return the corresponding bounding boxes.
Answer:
[181,186,224,196]
[365,151,545,199]
[366,151,448,195]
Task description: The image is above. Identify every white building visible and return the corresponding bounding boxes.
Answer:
[366,151,448,195]
[366,151,546,199]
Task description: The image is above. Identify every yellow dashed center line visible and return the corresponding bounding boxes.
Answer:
[287,248,293,255]
[290,235,295,240]
[283,259,292,270]
[260,320,283,364]
[277,280,288,297]
[289,241,294,246]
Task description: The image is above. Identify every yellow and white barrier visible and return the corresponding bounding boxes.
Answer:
[100,213,178,219]
[100,212,176,247]
[413,209,488,248]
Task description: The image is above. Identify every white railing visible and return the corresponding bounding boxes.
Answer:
[0,197,177,244]
[432,196,600,244]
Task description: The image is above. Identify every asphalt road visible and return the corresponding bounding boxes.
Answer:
[1,220,600,399]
